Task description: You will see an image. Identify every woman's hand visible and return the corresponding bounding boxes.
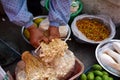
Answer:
[48,26,60,41]
[27,24,48,48]
[27,24,60,48]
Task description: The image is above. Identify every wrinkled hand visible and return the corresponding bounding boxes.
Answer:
[27,24,48,48]
[48,26,60,41]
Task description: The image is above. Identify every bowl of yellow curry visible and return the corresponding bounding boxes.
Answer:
[71,14,116,44]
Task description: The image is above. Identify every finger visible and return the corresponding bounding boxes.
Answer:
[38,37,48,44]
[30,40,40,48]
[34,41,40,48]
[49,36,54,42]
[43,37,49,43]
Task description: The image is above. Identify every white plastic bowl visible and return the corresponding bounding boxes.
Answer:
[21,16,71,44]
[95,39,120,77]
[71,14,116,44]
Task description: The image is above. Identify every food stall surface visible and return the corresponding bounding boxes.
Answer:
[0,16,120,79]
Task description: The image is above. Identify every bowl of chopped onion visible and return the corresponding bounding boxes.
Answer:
[71,14,116,44]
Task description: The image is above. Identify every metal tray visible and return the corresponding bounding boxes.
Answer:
[96,39,120,77]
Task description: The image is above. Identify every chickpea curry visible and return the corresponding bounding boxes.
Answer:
[76,18,110,41]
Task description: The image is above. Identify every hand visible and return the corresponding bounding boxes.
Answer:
[48,26,60,41]
[27,24,48,48]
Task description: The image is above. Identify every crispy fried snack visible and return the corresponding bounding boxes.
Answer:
[38,39,68,63]
[22,51,42,80]
[16,39,75,80]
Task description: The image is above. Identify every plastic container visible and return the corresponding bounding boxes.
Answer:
[69,57,84,80]
[71,14,116,44]
[15,56,84,80]
[70,0,83,24]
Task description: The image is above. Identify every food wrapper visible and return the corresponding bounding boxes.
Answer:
[71,14,116,44]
